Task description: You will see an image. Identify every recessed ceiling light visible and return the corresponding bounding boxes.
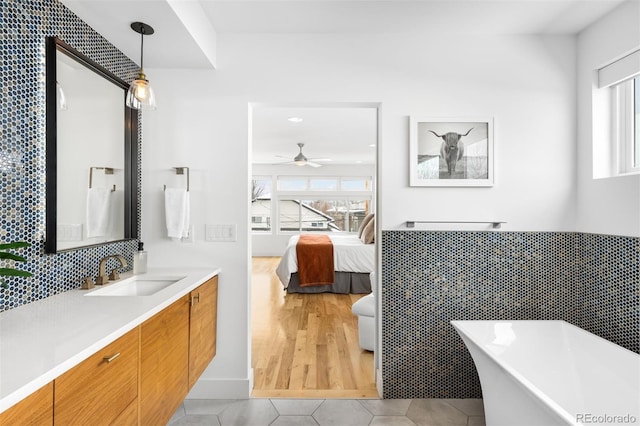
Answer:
[356,160,363,164]
[368,144,376,147]
[288,117,303,123]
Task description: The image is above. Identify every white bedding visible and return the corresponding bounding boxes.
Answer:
[275,234,375,288]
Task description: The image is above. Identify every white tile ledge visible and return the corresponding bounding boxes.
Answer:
[0,266,221,413]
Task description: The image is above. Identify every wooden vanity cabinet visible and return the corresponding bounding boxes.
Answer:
[54,327,139,426]
[140,294,190,426]
[0,382,53,426]
[139,277,218,424]
[2,275,219,425]
[188,275,218,388]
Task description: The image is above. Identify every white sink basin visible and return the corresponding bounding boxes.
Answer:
[85,275,186,297]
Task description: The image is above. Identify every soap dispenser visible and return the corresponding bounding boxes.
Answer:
[133,241,147,274]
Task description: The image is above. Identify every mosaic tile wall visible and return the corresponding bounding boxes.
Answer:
[381,231,639,399]
[0,0,141,312]
[574,233,639,353]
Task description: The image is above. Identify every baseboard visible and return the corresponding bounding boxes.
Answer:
[186,377,252,399]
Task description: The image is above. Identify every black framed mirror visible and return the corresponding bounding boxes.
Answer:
[45,37,139,253]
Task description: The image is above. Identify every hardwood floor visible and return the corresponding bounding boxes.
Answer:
[251,257,378,398]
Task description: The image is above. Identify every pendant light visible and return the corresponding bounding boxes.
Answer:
[126,22,156,110]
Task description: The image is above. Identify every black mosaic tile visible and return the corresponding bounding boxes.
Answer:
[381,231,638,399]
[0,0,141,312]
[574,233,639,353]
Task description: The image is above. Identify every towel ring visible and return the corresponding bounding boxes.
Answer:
[88,167,116,192]
[164,167,190,192]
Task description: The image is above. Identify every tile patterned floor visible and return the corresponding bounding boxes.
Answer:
[169,398,485,426]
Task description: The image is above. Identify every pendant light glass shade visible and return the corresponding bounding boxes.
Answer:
[127,22,156,111]
[126,71,156,110]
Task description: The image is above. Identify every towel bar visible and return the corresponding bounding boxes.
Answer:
[88,167,116,191]
[406,220,505,229]
[164,167,190,192]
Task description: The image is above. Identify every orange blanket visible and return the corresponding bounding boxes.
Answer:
[296,234,335,286]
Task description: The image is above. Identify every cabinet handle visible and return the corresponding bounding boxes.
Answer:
[191,293,200,305]
[103,353,121,363]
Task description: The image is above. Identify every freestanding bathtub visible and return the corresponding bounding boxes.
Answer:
[451,320,640,426]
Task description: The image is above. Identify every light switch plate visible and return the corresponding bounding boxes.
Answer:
[205,224,237,242]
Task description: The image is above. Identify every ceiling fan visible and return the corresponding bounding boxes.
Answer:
[275,143,329,168]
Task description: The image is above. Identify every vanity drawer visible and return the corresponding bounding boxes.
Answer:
[54,327,139,426]
[0,382,53,426]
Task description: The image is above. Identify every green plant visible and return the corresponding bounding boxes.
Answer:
[0,241,33,289]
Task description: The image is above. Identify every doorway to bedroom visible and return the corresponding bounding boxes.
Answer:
[249,104,379,398]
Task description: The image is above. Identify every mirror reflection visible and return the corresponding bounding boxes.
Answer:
[56,51,125,250]
[45,37,138,253]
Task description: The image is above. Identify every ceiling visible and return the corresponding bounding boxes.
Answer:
[60,0,627,69]
[59,0,627,166]
[251,106,378,166]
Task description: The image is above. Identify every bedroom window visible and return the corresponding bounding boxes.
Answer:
[347,201,370,232]
[309,178,338,191]
[251,177,273,232]
[278,177,307,191]
[253,174,373,234]
[279,199,335,232]
[340,177,371,191]
[276,176,372,191]
[252,177,272,200]
[278,199,370,232]
[251,199,272,232]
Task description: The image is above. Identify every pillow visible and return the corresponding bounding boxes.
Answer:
[360,217,375,244]
[357,213,375,238]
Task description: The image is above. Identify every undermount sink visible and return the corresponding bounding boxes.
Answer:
[85,275,186,297]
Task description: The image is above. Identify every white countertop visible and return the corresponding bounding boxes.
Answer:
[0,267,220,413]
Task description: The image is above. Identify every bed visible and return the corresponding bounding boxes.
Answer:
[275,234,375,294]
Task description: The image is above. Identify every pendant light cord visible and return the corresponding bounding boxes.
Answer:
[139,27,145,70]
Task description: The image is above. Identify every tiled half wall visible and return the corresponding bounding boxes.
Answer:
[0,0,140,311]
[382,231,639,398]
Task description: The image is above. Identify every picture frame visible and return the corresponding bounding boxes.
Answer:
[409,116,494,187]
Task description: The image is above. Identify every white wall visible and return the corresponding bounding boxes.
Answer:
[141,86,252,397]
[376,35,577,231]
[143,31,578,398]
[576,0,640,237]
[252,163,376,256]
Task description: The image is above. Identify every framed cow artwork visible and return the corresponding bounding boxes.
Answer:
[409,116,494,187]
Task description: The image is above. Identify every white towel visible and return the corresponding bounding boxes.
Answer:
[86,188,112,238]
[165,188,190,239]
